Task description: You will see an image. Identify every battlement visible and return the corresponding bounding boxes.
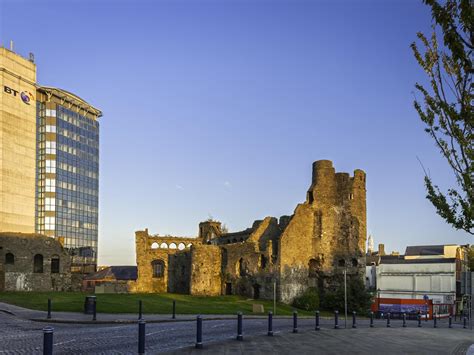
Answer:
[307,160,366,205]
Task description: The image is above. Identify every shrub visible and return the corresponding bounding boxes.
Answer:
[292,287,320,311]
[320,277,373,313]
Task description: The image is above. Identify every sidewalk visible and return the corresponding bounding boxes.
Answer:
[0,302,315,324]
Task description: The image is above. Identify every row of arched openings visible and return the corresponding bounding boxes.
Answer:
[4,253,60,273]
[150,242,192,250]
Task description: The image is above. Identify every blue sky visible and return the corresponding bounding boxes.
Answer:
[1,0,471,265]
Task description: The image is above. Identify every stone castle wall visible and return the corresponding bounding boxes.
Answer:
[133,160,367,304]
[0,233,71,291]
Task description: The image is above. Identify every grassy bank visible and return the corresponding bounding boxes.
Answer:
[0,292,327,316]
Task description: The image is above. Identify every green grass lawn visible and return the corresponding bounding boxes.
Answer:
[0,292,327,316]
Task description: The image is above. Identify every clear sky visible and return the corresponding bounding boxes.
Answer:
[1,0,471,265]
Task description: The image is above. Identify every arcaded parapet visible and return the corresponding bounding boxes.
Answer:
[190,244,221,296]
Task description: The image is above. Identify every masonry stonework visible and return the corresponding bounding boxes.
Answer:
[134,160,367,304]
[0,232,72,291]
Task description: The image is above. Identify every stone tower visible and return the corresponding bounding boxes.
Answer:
[198,220,222,244]
[279,160,367,302]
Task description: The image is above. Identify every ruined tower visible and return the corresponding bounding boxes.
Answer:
[279,160,367,302]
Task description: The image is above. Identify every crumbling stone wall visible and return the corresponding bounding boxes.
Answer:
[0,232,71,291]
[190,245,221,296]
[133,229,198,293]
[168,251,191,294]
[279,160,366,302]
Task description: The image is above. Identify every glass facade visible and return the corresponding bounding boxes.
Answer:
[36,101,99,273]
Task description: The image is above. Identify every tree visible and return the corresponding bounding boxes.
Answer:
[411,0,473,234]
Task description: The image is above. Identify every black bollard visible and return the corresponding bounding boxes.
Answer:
[47,298,51,320]
[195,316,203,349]
[370,311,374,328]
[386,312,391,328]
[315,310,320,331]
[402,313,406,328]
[449,315,452,328]
[434,313,437,328]
[138,300,143,320]
[138,319,146,355]
[236,312,243,341]
[172,300,176,319]
[293,311,298,333]
[418,313,422,327]
[92,298,97,321]
[268,311,273,336]
[463,316,467,329]
[334,310,339,329]
[352,311,357,328]
[43,326,54,355]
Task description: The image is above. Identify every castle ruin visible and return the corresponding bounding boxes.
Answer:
[132,160,366,303]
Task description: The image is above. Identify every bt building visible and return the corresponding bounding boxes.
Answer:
[0,46,101,273]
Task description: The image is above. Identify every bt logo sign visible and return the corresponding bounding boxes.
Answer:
[3,86,34,105]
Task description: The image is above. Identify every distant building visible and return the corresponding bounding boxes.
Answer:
[83,266,137,293]
[370,244,469,317]
[0,232,71,291]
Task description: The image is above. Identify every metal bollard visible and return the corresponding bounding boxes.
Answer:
[236,312,243,341]
[402,313,406,328]
[370,311,374,328]
[315,310,320,331]
[418,314,422,327]
[425,310,428,322]
[268,311,273,336]
[92,298,97,321]
[293,310,298,333]
[138,300,143,320]
[195,315,203,349]
[463,316,467,329]
[172,300,176,319]
[334,310,339,329]
[449,315,452,328]
[434,313,437,328]
[386,312,391,328]
[47,298,51,320]
[138,319,146,355]
[352,311,357,328]
[43,326,54,355]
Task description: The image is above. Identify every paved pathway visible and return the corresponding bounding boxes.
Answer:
[1,302,473,354]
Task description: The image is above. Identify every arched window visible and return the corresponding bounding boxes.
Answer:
[259,254,267,270]
[151,242,159,249]
[34,254,44,273]
[169,243,177,249]
[338,259,345,267]
[352,258,358,267]
[51,255,60,273]
[160,242,168,249]
[5,252,14,265]
[178,243,185,250]
[151,260,165,278]
[187,243,193,248]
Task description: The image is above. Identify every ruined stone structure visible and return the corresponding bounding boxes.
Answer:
[0,232,72,291]
[133,160,367,303]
